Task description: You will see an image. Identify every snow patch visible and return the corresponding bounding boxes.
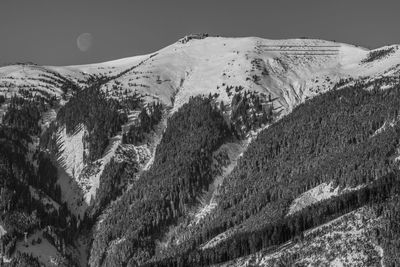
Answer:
[373,243,385,267]
[288,182,368,216]
[57,124,87,180]
[330,258,345,267]
[40,109,57,129]
[191,200,218,226]
[189,139,254,227]
[0,224,6,238]
[200,228,236,250]
[56,165,87,218]
[83,132,122,203]
[29,186,60,212]
[56,123,123,205]
[288,182,339,216]
[13,230,63,267]
[372,118,398,137]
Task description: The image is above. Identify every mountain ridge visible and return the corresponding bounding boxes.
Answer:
[2,36,399,114]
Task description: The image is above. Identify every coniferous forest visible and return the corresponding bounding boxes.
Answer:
[87,80,400,266]
[3,76,400,265]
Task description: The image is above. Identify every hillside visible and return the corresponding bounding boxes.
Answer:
[1,35,400,266]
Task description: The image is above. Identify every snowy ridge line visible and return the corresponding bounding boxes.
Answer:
[263,49,340,51]
[104,52,157,81]
[261,45,342,47]
[280,53,339,56]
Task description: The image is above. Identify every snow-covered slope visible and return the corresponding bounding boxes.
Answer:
[0,63,78,98]
[2,36,399,112]
[87,37,399,115]
[2,36,399,124]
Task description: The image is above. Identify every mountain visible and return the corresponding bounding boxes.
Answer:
[0,35,400,266]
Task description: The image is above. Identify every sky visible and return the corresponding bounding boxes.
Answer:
[1,0,400,66]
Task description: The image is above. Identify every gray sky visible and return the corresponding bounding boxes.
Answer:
[1,0,399,66]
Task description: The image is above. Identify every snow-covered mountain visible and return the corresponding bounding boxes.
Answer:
[2,36,400,207]
[1,35,400,266]
[2,36,399,112]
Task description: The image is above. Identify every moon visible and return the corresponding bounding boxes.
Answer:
[77,33,93,52]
